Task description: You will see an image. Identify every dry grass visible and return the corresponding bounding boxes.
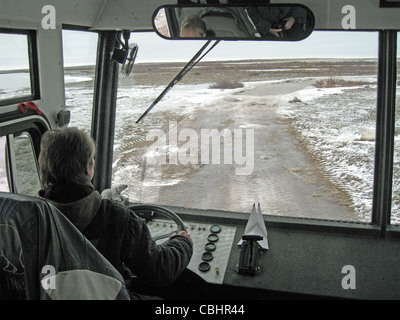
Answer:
[209,79,244,89]
[313,77,374,88]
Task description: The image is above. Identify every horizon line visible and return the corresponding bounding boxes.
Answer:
[0,56,382,72]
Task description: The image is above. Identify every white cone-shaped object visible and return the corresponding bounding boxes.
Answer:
[238,203,269,250]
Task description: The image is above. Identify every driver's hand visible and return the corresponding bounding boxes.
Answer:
[171,231,194,247]
[269,28,282,38]
[284,16,296,30]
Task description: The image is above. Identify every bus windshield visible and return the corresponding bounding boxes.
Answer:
[65,30,384,223]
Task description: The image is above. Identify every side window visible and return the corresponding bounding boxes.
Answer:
[62,30,98,130]
[0,133,41,196]
[392,30,400,225]
[0,30,39,106]
[0,137,9,192]
[14,133,41,196]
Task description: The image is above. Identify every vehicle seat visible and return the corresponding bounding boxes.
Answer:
[176,7,259,38]
[202,12,249,37]
[0,192,130,300]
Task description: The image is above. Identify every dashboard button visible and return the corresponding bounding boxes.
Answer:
[204,242,216,252]
[202,251,214,261]
[207,233,219,242]
[198,262,210,272]
[210,225,222,233]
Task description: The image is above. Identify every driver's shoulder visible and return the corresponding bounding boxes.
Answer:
[99,199,145,228]
[97,199,132,222]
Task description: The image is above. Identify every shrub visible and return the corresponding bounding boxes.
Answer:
[209,79,244,89]
[313,77,373,88]
[314,78,372,88]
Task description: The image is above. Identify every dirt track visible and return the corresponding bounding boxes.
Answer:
[143,78,359,221]
[68,59,379,221]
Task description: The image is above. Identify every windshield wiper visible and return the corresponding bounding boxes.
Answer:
[136,40,220,123]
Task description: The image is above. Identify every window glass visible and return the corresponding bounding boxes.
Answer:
[14,133,41,196]
[62,30,98,131]
[0,136,9,192]
[111,31,379,222]
[0,33,31,101]
[0,133,41,195]
[391,31,400,225]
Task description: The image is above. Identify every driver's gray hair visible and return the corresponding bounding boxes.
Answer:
[39,127,96,188]
[180,15,207,37]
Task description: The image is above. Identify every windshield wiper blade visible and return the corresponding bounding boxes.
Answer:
[136,40,220,123]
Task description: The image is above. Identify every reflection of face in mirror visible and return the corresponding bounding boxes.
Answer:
[180,15,207,38]
[154,5,314,41]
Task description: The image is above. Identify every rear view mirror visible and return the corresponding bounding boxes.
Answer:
[153,4,315,41]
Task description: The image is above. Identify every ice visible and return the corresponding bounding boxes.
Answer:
[64,75,93,83]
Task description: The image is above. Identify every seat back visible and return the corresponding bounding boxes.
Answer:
[0,192,130,300]
[175,7,259,38]
[201,8,259,38]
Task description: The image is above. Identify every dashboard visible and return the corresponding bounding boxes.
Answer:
[137,205,400,300]
[147,219,237,285]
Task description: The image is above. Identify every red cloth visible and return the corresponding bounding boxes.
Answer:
[18,101,42,115]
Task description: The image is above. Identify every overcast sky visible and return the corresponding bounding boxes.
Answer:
[1,29,397,70]
[62,30,382,67]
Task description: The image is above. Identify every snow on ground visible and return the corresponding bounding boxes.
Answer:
[275,81,379,222]
[2,61,398,223]
[62,71,400,223]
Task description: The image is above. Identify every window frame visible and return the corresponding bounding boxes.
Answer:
[0,28,40,107]
[0,113,49,194]
[372,30,398,234]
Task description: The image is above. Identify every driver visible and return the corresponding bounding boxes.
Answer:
[37,127,193,299]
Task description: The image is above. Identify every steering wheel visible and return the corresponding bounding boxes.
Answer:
[129,204,187,243]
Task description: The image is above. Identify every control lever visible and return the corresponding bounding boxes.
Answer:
[236,234,263,276]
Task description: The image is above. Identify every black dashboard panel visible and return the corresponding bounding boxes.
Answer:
[159,207,400,300]
[133,204,400,300]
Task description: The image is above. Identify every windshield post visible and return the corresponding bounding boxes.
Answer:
[91,31,120,192]
[372,30,397,233]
